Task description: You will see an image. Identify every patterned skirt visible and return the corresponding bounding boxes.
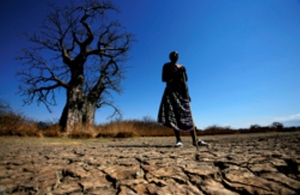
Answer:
[158,86,194,131]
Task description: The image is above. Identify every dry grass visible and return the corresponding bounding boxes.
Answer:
[68,124,98,139]
[1,116,299,139]
[0,112,41,137]
[0,109,174,138]
[96,120,175,137]
[41,125,63,137]
[0,102,299,139]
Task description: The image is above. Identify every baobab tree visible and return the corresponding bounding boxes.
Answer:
[17,0,135,131]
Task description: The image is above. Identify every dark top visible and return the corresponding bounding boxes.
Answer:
[162,62,189,99]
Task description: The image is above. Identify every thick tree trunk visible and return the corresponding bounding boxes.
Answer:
[59,89,97,132]
[58,66,84,131]
[59,71,96,132]
[59,104,68,129]
[62,87,84,132]
[84,102,96,125]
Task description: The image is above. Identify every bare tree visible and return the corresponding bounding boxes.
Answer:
[17,0,135,132]
[250,124,261,130]
[271,122,284,129]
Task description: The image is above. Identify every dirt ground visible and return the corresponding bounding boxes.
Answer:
[0,131,299,195]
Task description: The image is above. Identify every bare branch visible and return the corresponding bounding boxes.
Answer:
[96,101,122,119]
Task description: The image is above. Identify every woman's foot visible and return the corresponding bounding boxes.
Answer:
[176,140,183,147]
[193,139,209,146]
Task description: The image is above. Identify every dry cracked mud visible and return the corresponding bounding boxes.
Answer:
[0,131,299,195]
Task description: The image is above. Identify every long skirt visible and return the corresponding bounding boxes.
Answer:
[158,86,194,131]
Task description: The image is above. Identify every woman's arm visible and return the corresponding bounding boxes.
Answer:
[162,63,172,82]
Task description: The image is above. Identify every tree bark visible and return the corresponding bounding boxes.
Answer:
[59,101,96,132]
[59,62,88,131]
[59,86,97,132]
[84,101,96,125]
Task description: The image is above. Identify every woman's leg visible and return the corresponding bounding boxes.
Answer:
[174,129,181,142]
[174,129,183,146]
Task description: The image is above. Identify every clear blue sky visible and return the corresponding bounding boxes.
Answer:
[0,0,299,129]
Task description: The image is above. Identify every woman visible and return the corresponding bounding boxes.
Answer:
[158,51,207,147]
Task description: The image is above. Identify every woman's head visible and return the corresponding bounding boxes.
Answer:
[169,51,179,63]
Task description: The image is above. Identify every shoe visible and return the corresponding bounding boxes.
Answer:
[193,139,209,147]
[176,141,183,147]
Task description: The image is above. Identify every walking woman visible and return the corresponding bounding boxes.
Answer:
[158,51,208,147]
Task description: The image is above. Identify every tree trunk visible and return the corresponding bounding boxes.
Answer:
[59,103,68,129]
[58,60,94,132]
[84,101,96,125]
[59,89,97,132]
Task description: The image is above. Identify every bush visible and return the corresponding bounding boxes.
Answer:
[202,125,234,135]
[42,125,62,137]
[67,124,97,139]
[0,100,41,137]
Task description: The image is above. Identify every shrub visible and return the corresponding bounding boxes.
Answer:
[0,100,40,136]
[42,125,62,137]
[67,124,97,139]
[202,125,234,135]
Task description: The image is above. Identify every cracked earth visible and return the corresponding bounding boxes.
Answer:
[0,131,299,195]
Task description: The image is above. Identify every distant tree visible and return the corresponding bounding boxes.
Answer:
[271,122,284,129]
[17,0,135,132]
[250,124,260,129]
